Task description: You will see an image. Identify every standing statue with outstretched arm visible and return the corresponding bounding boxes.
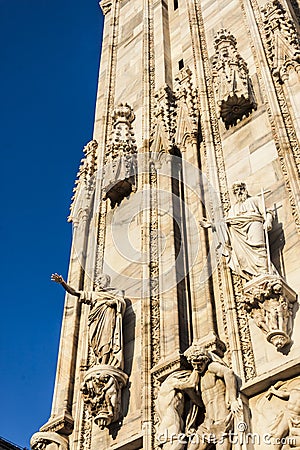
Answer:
[51,273,126,369]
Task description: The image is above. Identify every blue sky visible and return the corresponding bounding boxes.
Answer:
[0,0,103,446]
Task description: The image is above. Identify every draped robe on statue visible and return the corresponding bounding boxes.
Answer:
[79,289,126,369]
[225,196,271,280]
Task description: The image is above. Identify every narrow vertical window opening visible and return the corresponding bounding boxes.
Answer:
[178,59,184,70]
[174,0,178,10]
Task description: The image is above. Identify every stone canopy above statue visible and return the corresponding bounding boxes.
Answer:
[102,103,137,208]
[212,29,257,128]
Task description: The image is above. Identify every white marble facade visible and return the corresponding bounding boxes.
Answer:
[31,0,300,449]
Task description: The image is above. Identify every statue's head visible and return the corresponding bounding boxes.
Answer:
[94,274,111,290]
[232,181,248,203]
[184,345,212,373]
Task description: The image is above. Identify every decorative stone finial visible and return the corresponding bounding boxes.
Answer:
[213,28,237,49]
[112,103,135,125]
[68,139,98,223]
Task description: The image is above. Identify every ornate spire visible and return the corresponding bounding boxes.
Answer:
[68,140,98,222]
[262,0,300,82]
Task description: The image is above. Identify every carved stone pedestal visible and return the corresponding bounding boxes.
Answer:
[81,364,128,429]
[30,432,68,450]
[39,411,74,436]
[244,274,297,349]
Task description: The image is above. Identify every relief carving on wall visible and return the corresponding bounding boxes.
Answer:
[211,29,257,129]
[51,273,128,429]
[253,378,300,449]
[262,0,300,82]
[174,67,199,139]
[156,333,245,450]
[266,380,300,448]
[103,103,137,208]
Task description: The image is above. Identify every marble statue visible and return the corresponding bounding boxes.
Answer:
[51,273,128,429]
[181,345,242,450]
[51,273,126,369]
[225,181,274,280]
[200,181,273,280]
[267,382,300,449]
[156,342,243,450]
[156,370,202,450]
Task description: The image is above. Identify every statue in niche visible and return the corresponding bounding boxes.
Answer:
[224,181,274,281]
[266,381,300,449]
[51,273,126,368]
[51,273,128,429]
[212,29,257,128]
[156,342,243,450]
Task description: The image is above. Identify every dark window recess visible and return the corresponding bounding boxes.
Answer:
[174,0,178,10]
[178,59,184,70]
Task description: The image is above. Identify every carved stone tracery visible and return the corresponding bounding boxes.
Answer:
[68,139,98,223]
[238,0,300,234]
[188,0,255,382]
[152,85,177,153]
[212,29,257,128]
[174,67,199,141]
[262,0,300,82]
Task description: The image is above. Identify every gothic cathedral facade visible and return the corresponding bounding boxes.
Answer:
[31,0,300,449]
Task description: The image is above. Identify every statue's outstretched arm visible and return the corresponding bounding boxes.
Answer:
[51,273,80,297]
